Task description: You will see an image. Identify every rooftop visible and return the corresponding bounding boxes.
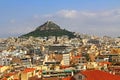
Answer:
[23,68,36,73]
[81,70,120,80]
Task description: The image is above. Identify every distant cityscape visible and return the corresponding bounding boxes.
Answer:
[0,21,120,80]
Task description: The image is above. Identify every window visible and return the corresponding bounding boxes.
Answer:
[82,58,85,60]
[78,75,82,80]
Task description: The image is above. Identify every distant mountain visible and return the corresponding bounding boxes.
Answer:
[21,21,75,38]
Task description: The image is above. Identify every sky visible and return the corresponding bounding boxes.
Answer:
[0,0,120,38]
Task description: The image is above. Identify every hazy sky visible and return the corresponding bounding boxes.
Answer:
[0,0,120,38]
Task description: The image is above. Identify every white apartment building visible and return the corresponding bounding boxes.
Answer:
[0,57,12,66]
[62,53,70,66]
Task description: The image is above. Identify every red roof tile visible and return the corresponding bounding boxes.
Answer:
[60,65,70,69]
[23,68,36,73]
[39,70,42,73]
[74,55,81,58]
[81,70,120,80]
[0,65,3,68]
[99,61,111,65]
[72,55,82,59]
[4,72,15,77]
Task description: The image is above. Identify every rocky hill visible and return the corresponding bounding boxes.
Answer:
[21,21,75,38]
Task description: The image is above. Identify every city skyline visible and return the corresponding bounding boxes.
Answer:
[0,0,120,38]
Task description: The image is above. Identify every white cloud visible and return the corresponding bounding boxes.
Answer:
[56,10,78,18]
[41,9,120,37]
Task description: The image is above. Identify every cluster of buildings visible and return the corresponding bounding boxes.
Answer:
[0,35,120,80]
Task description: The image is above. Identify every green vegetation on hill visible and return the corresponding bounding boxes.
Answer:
[22,29,75,38]
[21,21,76,38]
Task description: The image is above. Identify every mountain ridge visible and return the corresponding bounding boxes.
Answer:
[21,21,76,38]
[35,21,61,31]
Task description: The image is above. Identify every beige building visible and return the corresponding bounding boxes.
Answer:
[0,66,10,73]
[21,68,36,80]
